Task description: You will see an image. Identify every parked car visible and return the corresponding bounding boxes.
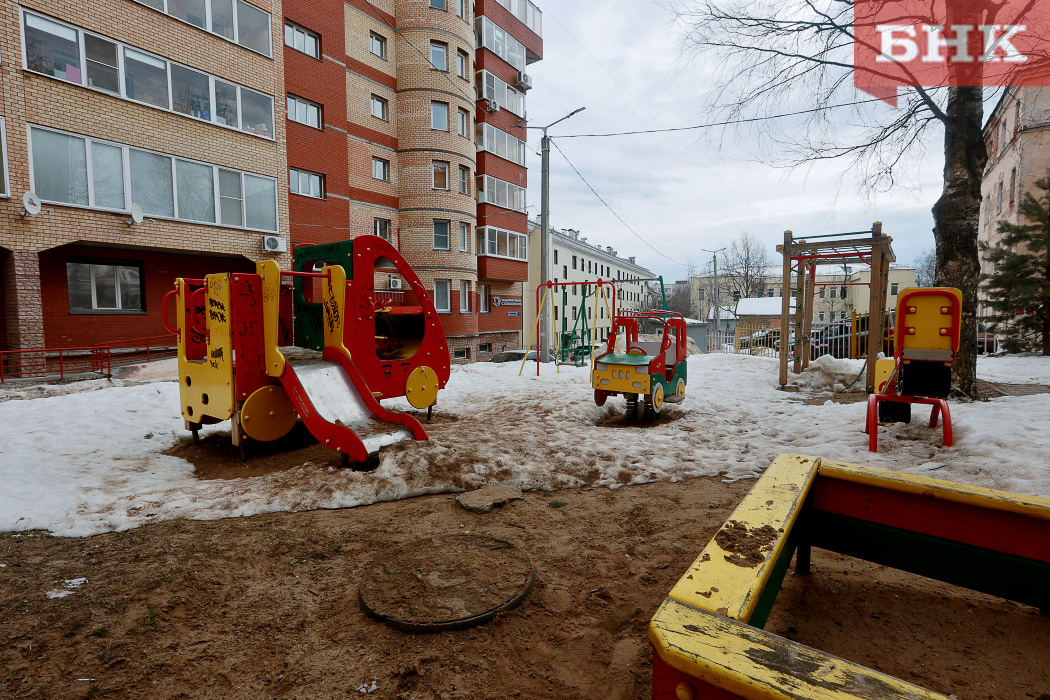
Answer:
[977,324,998,354]
[488,350,557,363]
[811,315,896,359]
[738,328,780,353]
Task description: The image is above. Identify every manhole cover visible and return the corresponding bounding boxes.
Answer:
[359,534,536,633]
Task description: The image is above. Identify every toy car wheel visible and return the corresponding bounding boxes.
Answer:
[594,389,608,406]
[674,377,685,398]
[649,383,664,414]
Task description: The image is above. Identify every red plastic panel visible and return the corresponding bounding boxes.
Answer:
[184,284,208,361]
[231,274,269,401]
[812,477,1050,564]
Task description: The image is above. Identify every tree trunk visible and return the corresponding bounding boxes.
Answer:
[931,86,985,398]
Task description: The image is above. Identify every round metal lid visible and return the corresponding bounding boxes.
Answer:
[359,534,535,633]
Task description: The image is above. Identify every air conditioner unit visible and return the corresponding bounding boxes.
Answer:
[261,234,287,253]
[388,277,403,290]
[486,99,500,113]
[515,72,533,90]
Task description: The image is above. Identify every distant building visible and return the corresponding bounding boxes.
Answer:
[524,223,655,353]
[979,85,1050,321]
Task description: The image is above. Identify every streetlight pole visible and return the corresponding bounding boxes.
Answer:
[701,247,726,350]
[531,107,585,361]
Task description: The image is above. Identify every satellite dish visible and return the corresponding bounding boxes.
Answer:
[129,203,144,225]
[22,191,42,216]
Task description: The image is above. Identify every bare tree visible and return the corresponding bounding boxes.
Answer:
[722,232,771,299]
[665,0,1048,397]
[914,247,937,287]
[666,281,695,317]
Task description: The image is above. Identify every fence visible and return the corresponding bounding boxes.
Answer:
[0,334,177,383]
[707,321,780,356]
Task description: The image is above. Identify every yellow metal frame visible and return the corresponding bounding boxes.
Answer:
[257,260,287,378]
[651,453,1050,699]
[176,274,235,423]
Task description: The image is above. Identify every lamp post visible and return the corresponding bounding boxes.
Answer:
[529,107,585,361]
[701,247,726,349]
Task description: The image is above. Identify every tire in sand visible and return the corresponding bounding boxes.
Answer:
[359,534,535,633]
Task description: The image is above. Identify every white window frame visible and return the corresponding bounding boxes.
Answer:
[457,108,469,137]
[479,342,492,353]
[453,348,468,360]
[370,94,388,121]
[456,49,468,79]
[479,284,490,312]
[890,282,900,295]
[477,174,526,212]
[475,16,526,71]
[458,165,470,194]
[369,31,387,60]
[460,280,470,312]
[477,225,528,261]
[290,167,324,198]
[0,117,8,198]
[493,0,542,36]
[66,259,144,312]
[434,279,451,312]
[430,41,447,71]
[457,0,468,19]
[433,219,451,250]
[26,123,279,232]
[818,311,826,322]
[130,0,273,56]
[476,122,526,165]
[372,157,389,182]
[374,217,390,240]
[432,161,449,190]
[459,221,469,251]
[20,10,275,140]
[477,69,524,116]
[431,101,449,130]
[285,21,319,58]
[287,94,322,129]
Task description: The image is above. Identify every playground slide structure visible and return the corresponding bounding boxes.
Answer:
[592,310,689,418]
[165,236,450,463]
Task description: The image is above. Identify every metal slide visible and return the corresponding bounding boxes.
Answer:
[278,348,428,463]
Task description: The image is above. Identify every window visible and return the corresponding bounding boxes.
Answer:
[369,31,386,59]
[818,311,826,322]
[476,16,526,70]
[67,260,143,312]
[840,312,848,320]
[169,0,208,29]
[285,21,319,58]
[477,69,524,116]
[430,41,447,70]
[698,287,704,300]
[432,161,449,189]
[477,123,526,163]
[563,265,567,278]
[588,261,592,273]
[235,1,272,55]
[372,157,389,182]
[460,281,470,311]
[819,287,826,299]
[431,101,449,130]
[732,291,741,302]
[374,218,390,240]
[370,94,388,120]
[768,289,774,297]
[430,0,446,8]
[457,49,469,79]
[434,279,451,312]
[290,167,324,198]
[492,0,542,35]
[434,219,450,249]
[458,165,470,194]
[1009,168,1017,206]
[478,226,527,261]
[459,222,469,250]
[890,282,899,295]
[22,12,274,139]
[572,256,577,270]
[288,94,322,128]
[477,174,525,211]
[457,0,468,19]
[480,285,490,312]
[0,117,8,197]
[479,343,491,353]
[458,108,470,137]
[29,125,278,230]
[554,250,558,264]
[453,348,468,360]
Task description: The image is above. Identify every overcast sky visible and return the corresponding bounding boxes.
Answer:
[521,1,945,282]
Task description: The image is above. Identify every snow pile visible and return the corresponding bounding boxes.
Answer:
[977,354,1050,385]
[1,353,1049,537]
[788,355,867,393]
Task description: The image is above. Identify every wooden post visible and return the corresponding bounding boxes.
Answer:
[778,231,793,387]
[802,264,815,369]
[792,260,805,375]
[866,222,884,393]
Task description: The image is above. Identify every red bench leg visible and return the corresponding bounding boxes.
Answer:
[938,399,953,447]
[929,402,940,428]
[866,394,880,452]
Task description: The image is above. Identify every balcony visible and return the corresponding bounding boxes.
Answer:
[478,255,529,282]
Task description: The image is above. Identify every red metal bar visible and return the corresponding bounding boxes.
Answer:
[280,269,331,278]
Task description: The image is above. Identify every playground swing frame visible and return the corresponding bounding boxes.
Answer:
[776,222,895,393]
[522,280,619,376]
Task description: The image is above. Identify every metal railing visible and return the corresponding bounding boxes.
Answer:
[0,334,177,383]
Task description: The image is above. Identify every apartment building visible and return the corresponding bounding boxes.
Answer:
[524,223,656,351]
[978,85,1050,320]
[0,0,287,354]
[283,0,541,363]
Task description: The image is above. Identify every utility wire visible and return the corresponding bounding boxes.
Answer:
[550,140,680,264]
[555,98,888,138]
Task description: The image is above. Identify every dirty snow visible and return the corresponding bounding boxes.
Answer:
[0,354,1048,537]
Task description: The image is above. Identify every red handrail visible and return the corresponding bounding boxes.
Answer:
[1,334,177,383]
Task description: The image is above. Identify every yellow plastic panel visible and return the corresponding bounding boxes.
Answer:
[240,385,297,441]
[322,264,350,355]
[874,358,895,393]
[178,273,235,423]
[667,454,819,621]
[895,287,962,357]
[406,365,439,408]
[817,458,1050,522]
[650,598,949,700]
[256,260,286,378]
